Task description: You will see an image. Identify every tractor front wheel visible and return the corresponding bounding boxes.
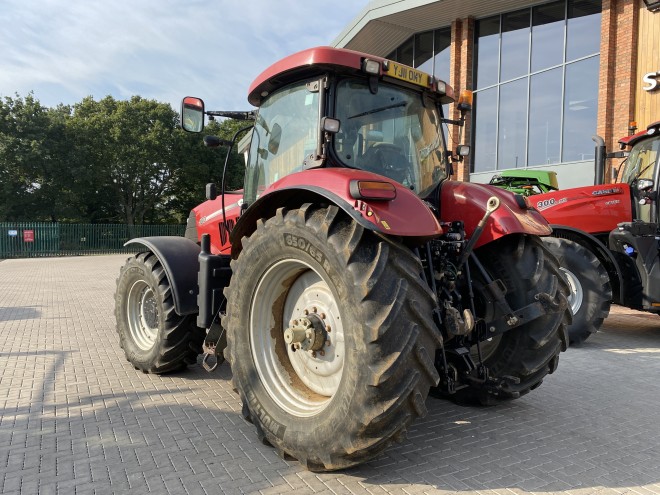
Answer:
[223,205,442,471]
[115,252,203,373]
[542,237,611,344]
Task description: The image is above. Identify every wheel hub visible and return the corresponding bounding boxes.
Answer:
[284,313,328,353]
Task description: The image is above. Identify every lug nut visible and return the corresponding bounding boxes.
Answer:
[311,351,317,358]
[319,350,325,356]
[303,309,309,315]
[320,313,326,319]
[326,325,331,332]
[312,307,317,313]
[325,340,331,347]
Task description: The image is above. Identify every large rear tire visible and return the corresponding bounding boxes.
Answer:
[542,237,611,344]
[115,252,204,373]
[456,234,570,405]
[223,204,442,471]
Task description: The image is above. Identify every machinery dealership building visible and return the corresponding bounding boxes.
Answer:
[333,0,660,187]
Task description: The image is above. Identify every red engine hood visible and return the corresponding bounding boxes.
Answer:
[532,184,632,234]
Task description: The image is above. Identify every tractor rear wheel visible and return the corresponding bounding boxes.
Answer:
[115,252,203,373]
[542,237,611,344]
[223,204,442,471]
[457,234,570,405]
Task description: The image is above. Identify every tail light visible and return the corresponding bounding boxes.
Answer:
[349,180,397,201]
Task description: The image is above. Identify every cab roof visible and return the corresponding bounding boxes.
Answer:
[247,46,454,107]
[618,121,660,148]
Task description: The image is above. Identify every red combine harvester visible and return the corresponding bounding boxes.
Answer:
[114,47,569,470]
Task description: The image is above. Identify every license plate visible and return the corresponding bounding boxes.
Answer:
[386,62,430,88]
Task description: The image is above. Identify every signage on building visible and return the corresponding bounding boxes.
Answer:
[23,230,35,243]
[643,71,660,92]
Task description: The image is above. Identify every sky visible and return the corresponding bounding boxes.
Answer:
[0,0,369,113]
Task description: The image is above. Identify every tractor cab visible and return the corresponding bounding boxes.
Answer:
[182,47,472,221]
[617,121,660,223]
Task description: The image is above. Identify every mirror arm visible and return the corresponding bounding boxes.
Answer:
[206,110,257,121]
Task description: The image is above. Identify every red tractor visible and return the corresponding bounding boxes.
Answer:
[115,47,569,471]
[498,121,660,344]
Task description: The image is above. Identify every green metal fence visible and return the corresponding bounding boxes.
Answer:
[0,223,185,258]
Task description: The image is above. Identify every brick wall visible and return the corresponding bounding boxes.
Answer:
[449,17,474,182]
[596,0,640,182]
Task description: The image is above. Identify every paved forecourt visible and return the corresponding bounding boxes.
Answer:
[0,255,659,494]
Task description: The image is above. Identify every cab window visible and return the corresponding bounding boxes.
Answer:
[245,80,319,204]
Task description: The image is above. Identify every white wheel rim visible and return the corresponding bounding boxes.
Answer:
[127,280,159,350]
[250,259,345,417]
[560,267,583,315]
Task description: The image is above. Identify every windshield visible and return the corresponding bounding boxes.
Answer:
[621,136,660,185]
[334,79,449,197]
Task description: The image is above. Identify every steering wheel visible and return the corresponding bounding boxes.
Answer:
[361,144,411,184]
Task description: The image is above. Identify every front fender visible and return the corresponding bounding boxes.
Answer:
[440,181,552,248]
[231,168,443,257]
[124,236,200,316]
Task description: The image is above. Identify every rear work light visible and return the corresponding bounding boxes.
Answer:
[349,180,397,201]
[362,58,381,75]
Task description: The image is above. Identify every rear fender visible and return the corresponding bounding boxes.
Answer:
[230,168,443,258]
[440,181,551,248]
[124,236,200,316]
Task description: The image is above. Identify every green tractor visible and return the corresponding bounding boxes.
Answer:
[489,169,559,196]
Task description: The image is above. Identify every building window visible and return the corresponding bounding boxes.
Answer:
[387,27,451,82]
[472,0,601,173]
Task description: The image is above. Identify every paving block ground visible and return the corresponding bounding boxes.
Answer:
[1,255,659,494]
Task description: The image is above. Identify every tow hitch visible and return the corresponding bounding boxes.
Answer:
[201,322,226,372]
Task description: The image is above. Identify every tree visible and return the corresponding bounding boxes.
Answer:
[0,94,74,222]
[68,96,183,225]
[0,93,252,224]
[165,118,250,221]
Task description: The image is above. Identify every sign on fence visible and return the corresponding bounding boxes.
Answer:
[23,230,35,243]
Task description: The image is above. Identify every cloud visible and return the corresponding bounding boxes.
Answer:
[0,0,368,111]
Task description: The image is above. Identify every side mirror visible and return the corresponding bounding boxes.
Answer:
[267,123,282,154]
[181,96,205,133]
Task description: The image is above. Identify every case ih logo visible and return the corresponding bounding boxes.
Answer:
[592,187,622,196]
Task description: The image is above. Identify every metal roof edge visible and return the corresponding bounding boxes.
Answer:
[331,0,440,47]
